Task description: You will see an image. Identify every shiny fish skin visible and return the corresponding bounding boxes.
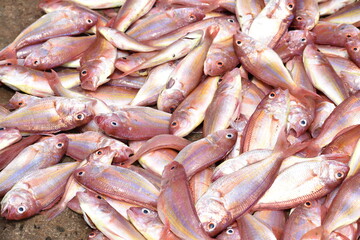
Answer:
[158,161,213,240]
[77,191,146,240]
[0,97,95,134]
[1,162,79,220]
[319,0,356,16]
[190,167,214,204]
[0,128,22,151]
[0,134,68,196]
[238,78,265,120]
[0,9,98,59]
[170,76,219,137]
[322,1,360,25]
[203,68,242,136]
[95,106,171,140]
[345,36,360,68]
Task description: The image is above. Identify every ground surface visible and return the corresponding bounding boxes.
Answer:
[0,0,91,239]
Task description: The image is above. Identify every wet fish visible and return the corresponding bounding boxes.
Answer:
[77,191,146,240]
[345,36,360,68]
[216,223,241,240]
[319,0,356,16]
[0,134,68,196]
[170,76,219,137]
[303,44,349,105]
[238,78,265,120]
[189,167,214,203]
[95,106,171,140]
[203,68,242,136]
[158,161,213,240]
[1,162,79,220]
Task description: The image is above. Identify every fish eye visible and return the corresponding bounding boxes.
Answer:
[18,101,23,106]
[226,133,233,139]
[217,61,223,67]
[301,38,306,42]
[171,121,177,127]
[287,3,294,9]
[111,121,118,126]
[236,40,242,45]
[227,19,234,23]
[56,142,64,148]
[96,195,102,199]
[335,172,344,179]
[189,14,196,20]
[353,47,358,52]
[296,16,302,21]
[89,232,96,238]
[142,208,150,214]
[169,107,176,113]
[96,150,103,155]
[122,57,127,60]
[208,222,216,230]
[6,62,12,66]
[269,92,276,98]
[170,165,176,170]
[304,201,312,207]
[33,60,39,65]
[86,19,93,24]
[226,228,234,234]
[299,119,307,127]
[346,34,352,38]
[81,70,87,76]
[129,153,134,157]
[17,206,26,214]
[0,127,4,131]
[76,113,85,120]
[218,78,223,83]
[78,171,84,176]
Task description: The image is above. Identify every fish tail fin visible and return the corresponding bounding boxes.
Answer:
[292,87,323,103]
[43,203,66,220]
[274,126,311,159]
[300,226,324,240]
[46,70,84,98]
[0,44,16,60]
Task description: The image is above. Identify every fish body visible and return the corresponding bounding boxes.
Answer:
[0,128,21,151]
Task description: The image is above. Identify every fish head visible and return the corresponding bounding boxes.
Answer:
[127,207,159,226]
[73,164,104,185]
[79,60,106,91]
[288,95,314,137]
[76,11,99,31]
[217,16,239,40]
[209,129,238,149]
[261,88,290,116]
[157,86,185,113]
[1,188,39,220]
[216,223,241,240]
[23,47,50,70]
[8,92,35,109]
[94,112,128,138]
[195,193,232,237]
[204,50,231,76]
[87,146,116,165]
[41,134,69,155]
[285,30,316,50]
[338,24,359,40]
[161,161,187,187]
[292,12,317,30]
[321,160,349,188]
[88,230,107,240]
[169,110,192,136]
[233,31,259,58]
[174,8,205,24]
[56,98,95,127]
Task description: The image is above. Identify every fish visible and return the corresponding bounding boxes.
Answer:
[127,207,180,240]
[0,96,95,134]
[79,31,117,91]
[303,44,349,105]
[291,0,319,30]
[87,230,109,240]
[233,31,318,100]
[73,161,159,209]
[0,134,68,196]
[112,0,156,32]
[288,93,315,137]
[235,0,265,34]
[253,210,286,239]
[157,161,214,240]
[1,162,79,220]
[282,199,324,240]
[0,128,22,151]
[169,76,219,137]
[319,0,357,16]
[8,92,41,109]
[203,68,242,136]
[322,1,360,26]
[195,128,308,236]
[216,223,241,240]
[285,56,315,92]
[24,35,95,70]
[66,131,133,163]
[77,191,146,240]
[247,0,295,48]
[238,78,265,120]
[174,129,237,178]
[253,156,349,210]
[0,9,98,59]
[309,101,336,138]
[189,167,214,203]
[126,7,205,42]
[157,25,219,113]
[237,214,277,240]
[316,45,349,58]
[95,106,171,140]
[345,36,360,68]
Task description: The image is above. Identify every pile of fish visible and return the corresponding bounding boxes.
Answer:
[0,0,360,239]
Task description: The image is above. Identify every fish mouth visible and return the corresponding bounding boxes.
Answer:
[80,79,98,91]
[94,115,105,126]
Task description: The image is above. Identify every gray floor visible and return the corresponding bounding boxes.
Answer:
[0,0,91,239]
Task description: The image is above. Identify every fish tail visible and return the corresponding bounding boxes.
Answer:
[43,202,66,220]
[292,87,323,103]
[300,226,324,240]
[46,69,63,96]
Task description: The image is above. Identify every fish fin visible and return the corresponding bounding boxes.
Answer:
[206,24,220,40]
[46,70,84,98]
[300,226,324,240]
[321,153,350,164]
[299,140,322,158]
[0,44,16,60]
[292,87,323,103]
[43,201,68,220]
[274,126,311,159]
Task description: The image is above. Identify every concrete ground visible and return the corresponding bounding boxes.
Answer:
[0,0,91,239]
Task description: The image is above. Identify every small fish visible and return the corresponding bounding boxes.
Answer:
[1,162,79,220]
[319,0,356,16]
[216,223,241,240]
[345,36,360,68]
[95,106,171,140]
[77,191,146,240]
[0,134,68,196]
[158,161,214,240]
